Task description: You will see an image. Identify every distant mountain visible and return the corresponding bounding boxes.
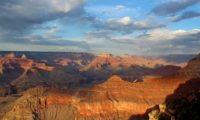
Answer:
[0,52,182,88]
[82,53,175,71]
[158,54,196,64]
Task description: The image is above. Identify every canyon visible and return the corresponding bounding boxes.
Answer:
[0,52,199,120]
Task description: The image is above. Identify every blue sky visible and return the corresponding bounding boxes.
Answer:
[0,0,200,55]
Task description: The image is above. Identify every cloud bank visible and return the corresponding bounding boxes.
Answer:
[0,0,199,55]
[151,0,200,16]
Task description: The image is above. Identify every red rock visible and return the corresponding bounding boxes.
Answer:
[34,63,54,71]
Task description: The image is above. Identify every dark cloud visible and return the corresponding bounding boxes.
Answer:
[151,0,200,16]
[0,0,85,31]
[85,30,111,39]
[170,31,200,47]
[173,11,200,22]
[0,34,90,51]
[0,0,90,51]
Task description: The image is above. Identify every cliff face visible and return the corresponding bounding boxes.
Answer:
[0,75,188,120]
[179,54,200,78]
[0,53,56,95]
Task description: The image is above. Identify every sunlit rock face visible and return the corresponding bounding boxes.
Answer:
[0,75,188,120]
[21,54,27,59]
[54,58,72,66]
[0,53,54,72]
[4,53,16,58]
[33,63,54,71]
[0,64,3,75]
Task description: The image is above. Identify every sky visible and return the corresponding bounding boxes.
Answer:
[0,0,200,55]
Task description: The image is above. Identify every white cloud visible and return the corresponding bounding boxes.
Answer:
[115,5,126,11]
[147,29,200,41]
[108,16,132,25]
[47,0,85,13]
[105,16,165,33]
[85,28,200,55]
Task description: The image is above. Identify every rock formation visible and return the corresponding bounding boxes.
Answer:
[82,53,178,72]
[4,53,15,58]
[21,54,27,59]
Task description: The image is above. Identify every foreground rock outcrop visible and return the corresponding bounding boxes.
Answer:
[148,85,200,120]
